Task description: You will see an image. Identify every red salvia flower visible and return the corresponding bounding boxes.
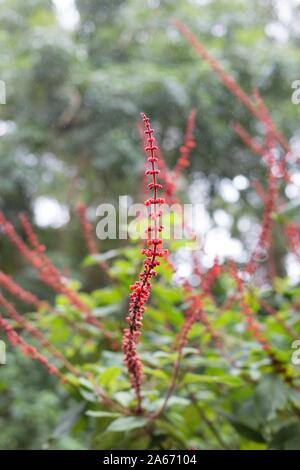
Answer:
[173,110,197,177]
[246,172,277,276]
[0,271,41,307]
[233,122,266,156]
[200,258,221,296]
[0,212,42,269]
[159,260,236,415]
[76,203,111,274]
[229,261,292,382]
[232,109,290,281]
[76,203,98,255]
[173,19,289,153]
[1,212,112,340]
[230,261,270,351]
[162,110,197,205]
[285,222,300,262]
[251,179,268,203]
[19,213,46,254]
[259,298,297,339]
[137,120,170,200]
[233,103,290,184]
[0,294,79,376]
[0,314,64,380]
[0,270,95,337]
[174,258,226,365]
[252,89,290,153]
[122,113,167,413]
[186,295,224,352]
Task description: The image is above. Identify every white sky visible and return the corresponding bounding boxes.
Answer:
[52,0,79,30]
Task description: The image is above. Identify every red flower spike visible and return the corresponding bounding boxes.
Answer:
[173,19,289,153]
[76,203,98,255]
[1,212,112,342]
[0,294,80,376]
[285,222,300,262]
[76,203,110,273]
[0,314,65,381]
[173,110,197,180]
[246,164,277,276]
[122,113,165,413]
[233,122,266,156]
[0,271,41,307]
[229,261,290,381]
[19,213,46,254]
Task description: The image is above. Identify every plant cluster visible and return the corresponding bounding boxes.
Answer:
[0,23,299,450]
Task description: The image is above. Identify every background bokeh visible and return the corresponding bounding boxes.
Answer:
[0,0,300,449]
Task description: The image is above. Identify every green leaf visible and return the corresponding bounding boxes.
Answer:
[99,366,122,390]
[223,413,266,443]
[254,374,288,421]
[80,389,97,403]
[270,422,300,450]
[79,378,94,390]
[288,389,300,409]
[83,250,120,267]
[51,402,85,439]
[93,303,121,317]
[86,410,121,418]
[165,396,190,408]
[184,373,243,387]
[91,288,122,305]
[107,416,147,432]
[48,317,71,343]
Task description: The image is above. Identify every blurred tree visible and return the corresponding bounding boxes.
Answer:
[1,0,299,213]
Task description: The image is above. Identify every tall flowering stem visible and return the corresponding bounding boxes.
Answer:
[233,114,289,280]
[230,262,271,352]
[0,212,111,339]
[232,112,279,278]
[76,203,110,273]
[76,203,98,255]
[137,119,177,205]
[259,297,298,340]
[0,294,80,376]
[246,168,277,276]
[230,262,292,383]
[173,19,289,153]
[0,212,42,269]
[154,261,230,418]
[180,261,227,358]
[164,110,197,204]
[0,314,64,380]
[233,122,266,156]
[252,89,290,154]
[122,113,167,413]
[252,179,268,203]
[285,222,300,262]
[0,271,95,338]
[0,271,41,307]
[173,110,196,179]
[0,294,125,410]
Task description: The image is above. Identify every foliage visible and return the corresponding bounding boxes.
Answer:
[0,350,85,450]
[1,238,300,449]
[0,0,300,451]
[1,100,300,448]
